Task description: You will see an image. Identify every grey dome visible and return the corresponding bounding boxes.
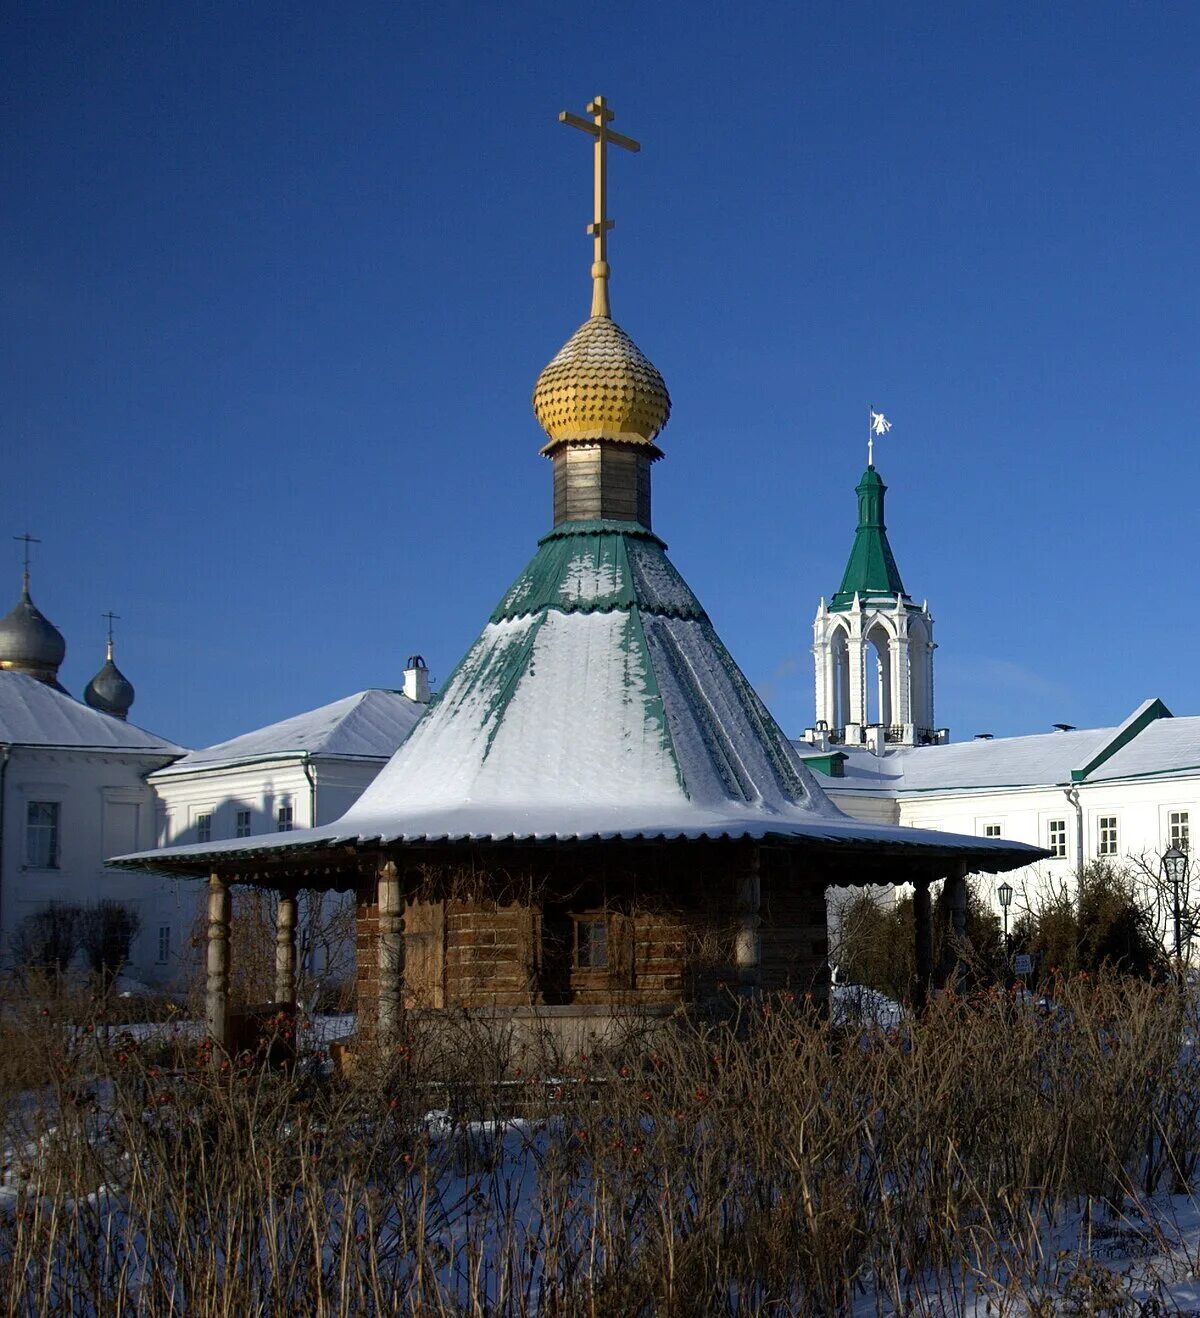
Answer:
[0,586,66,685]
[84,655,135,720]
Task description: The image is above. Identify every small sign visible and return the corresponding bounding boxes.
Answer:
[1014,954,1033,976]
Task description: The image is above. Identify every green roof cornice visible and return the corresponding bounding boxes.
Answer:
[538,519,665,549]
[1070,698,1173,782]
[830,465,909,611]
[491,522,706,624]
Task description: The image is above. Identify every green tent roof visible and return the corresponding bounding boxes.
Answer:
[830,466,909,611]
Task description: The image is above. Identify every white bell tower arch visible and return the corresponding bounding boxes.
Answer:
[808,464,943,749]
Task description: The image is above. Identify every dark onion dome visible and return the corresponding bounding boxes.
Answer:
[84,642,135,720]
[0,583,67,687]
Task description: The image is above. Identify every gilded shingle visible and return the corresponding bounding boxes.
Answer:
[533,314,671,449]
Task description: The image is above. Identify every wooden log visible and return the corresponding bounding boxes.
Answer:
[275,888,298,1006]
[377,861,403,1045]
[735,847,762,989]
[206,872,231,1052]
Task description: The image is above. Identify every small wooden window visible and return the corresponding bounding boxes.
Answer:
[574,917,609,970]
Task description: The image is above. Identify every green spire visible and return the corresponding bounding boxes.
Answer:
[830,466,908,611]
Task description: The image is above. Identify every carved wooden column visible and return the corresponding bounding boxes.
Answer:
[275,888,298,1005]
[734,846,762,990]
[206,872,231,1051]
[913,875,934,1011]
[377,860,404,1045]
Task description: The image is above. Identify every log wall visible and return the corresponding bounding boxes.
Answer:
[552,444,652,527]
[354,844,832,1027]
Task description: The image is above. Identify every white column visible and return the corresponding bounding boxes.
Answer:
[813,636,830,729]
[847,636,866,729]
[892,636,911,728]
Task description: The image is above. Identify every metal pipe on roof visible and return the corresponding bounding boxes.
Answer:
[303,756,317,830]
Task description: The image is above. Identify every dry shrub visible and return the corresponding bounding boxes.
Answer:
[0,976,1197,1312]
[832,879,1003,1001]
[1013,862,1167,983]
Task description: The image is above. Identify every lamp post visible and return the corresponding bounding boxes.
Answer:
[997,881,1014,988]
[1162,846,1189,963]
[997,881,1013,947]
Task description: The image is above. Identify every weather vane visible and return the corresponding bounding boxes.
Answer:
[558,95,640,319]
[868,408,892,468]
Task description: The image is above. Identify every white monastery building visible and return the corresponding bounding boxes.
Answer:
[0,557,429,986]
[0,569,183,979]
[150,672,429,851]
[801,461,1200,912]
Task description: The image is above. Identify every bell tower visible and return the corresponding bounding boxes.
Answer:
[807,463,943,749]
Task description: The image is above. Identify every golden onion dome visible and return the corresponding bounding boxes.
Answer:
[533,314,671,452]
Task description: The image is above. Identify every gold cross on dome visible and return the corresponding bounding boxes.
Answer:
[558,95,640,318]
[13,533,40,590]
[101,611,120,660]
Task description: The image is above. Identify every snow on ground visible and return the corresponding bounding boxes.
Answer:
[830,982,903,1030]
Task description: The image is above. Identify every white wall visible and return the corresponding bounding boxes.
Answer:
[826,773,1200,925]
[151,755,388,988]
[1,746,181,985]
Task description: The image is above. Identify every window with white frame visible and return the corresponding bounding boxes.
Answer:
[25,802,60,869]
[1097,815,1119,857]
[157,925,171,964]
[196,813,213,844]
[1169,810,1190,852]
[1048,819,1067,858]
[277,804,294,832]
[236,809,252,838]
[983,823,1002,839]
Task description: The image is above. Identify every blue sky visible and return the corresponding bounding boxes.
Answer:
[3,2,1197,749]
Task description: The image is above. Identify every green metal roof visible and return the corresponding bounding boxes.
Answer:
[830,466,909,611]
[490,520,707,624]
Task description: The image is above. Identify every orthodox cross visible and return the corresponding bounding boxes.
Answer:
[13,533,40,592]
[102,611,120,660]
[558,95,640,318]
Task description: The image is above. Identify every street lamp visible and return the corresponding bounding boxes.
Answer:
[997,881,1014,946]
[1162,846,1189,961]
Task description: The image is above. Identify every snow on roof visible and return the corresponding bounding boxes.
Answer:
[112,807,1039,869]
[819,728,1113,794]
[1086,715,1200,782]
[0,671,182,755]
[800,699,1197,794]
[152,689,425,777]
[116,524,1042,873]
